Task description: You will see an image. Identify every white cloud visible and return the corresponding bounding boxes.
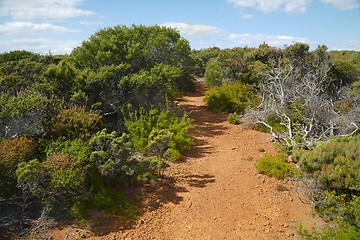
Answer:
[320,0,360,10]
[0,38,81,54]
[0,21,77,35]
[162,22,311,49]
[227,0,359,13]
[329,40,360,51]
[226,0,310,13]
[239,13,254,19]
[0,0,95,21]
[163,22,224,38]
[78,21,104,26]
[228,33,310,47]
[0,0,94,52]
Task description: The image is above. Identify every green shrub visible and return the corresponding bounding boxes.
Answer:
[298,193,360,240]
[204,82,257,113]
[0,137,37,197]
[163,148,181,161]
[0,90,46,119]
[85,184,140,220]
[120,64,183,100]
[45,138,91,165]
[297,135,360,192]
[89,128,163,181]
[45,107,103,140]
[255,115,287,133]
[45,155,87,198]
[204,58,222,87]
[136,156,166,181]
[16,159,47,197]
[89,129,133,177]
[227,112,242,125]
[295,136,360,239]
[256,153,298,179]
[146,129,174,156]
[0,136,36,167]
[124,108,193,155]
[70,201,88,221]
[14,138,91,217]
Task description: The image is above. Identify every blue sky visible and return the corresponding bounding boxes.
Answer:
[0,0,359,54]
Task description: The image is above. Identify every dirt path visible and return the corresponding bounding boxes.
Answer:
[50,82,323,240]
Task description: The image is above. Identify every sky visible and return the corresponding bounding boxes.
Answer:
[0,0,359,54]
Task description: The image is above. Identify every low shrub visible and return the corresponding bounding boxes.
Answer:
[297,135,360,192]
[298,192,360,240]
[255,153,298,179]
[295,136,360,239]
[89,129,133,178]
[45,107,104,140]
[0,136,36,197]
[45,138,91,165]
[124,107,193,157]
[227,112,242,125]
[70,174,141,221]
[204,82,257,113]
[0,136,36,166]
[86,186,140,220]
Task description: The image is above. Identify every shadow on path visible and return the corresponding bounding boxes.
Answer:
[180,82,229,160]
[86,81,220,237]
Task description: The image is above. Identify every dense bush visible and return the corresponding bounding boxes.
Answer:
[296,136,360,239]
[296,135,360,193]
[45,138,91,165]
[124,108,193,160]
[204,58,222,87]
[0,90,48,137]
[204,82,257,113]
[14,138,91,216]
[298,192,360,239]
[119,63,184,103]
[255,153,298,179]
[45,107,104,140]
[0,137,36,198]
[89,129,133,177]
[0,136,36,166]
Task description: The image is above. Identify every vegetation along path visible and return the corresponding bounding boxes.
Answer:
[54,82,323,240]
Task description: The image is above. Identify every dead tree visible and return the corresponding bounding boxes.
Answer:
[250,60,358,148]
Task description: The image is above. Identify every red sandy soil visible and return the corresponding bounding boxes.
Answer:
[48,82,323,240]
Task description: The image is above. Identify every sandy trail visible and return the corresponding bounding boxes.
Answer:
[51,82,323,240]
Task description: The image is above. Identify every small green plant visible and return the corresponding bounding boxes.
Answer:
[85,185,141,220]
[227,112,242,125]
[70,201,88,222]
[246,156,254,161]
[124,107,193,155]
[255,153,298,179]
